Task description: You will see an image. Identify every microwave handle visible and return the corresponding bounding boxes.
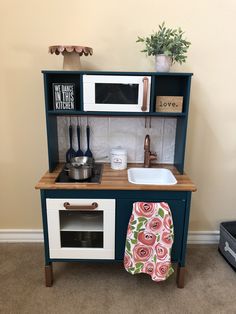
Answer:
[63,202,98,210]
[141,77,149,112]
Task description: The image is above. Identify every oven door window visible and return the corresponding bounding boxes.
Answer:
[59,210,104,248]
[95,83,139,105]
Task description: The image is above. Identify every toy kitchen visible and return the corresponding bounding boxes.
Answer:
[35,70,196,288]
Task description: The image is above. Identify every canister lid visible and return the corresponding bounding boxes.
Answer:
[110,146,127,155]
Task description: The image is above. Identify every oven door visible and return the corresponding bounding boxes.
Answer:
[46,198,115,259]
[83,75,151,112]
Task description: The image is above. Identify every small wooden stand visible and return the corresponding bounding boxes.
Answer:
[48,45,93,70]
[45,263,53,287]
[176,264,185,288]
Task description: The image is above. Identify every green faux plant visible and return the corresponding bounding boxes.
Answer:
[137,22,191,64]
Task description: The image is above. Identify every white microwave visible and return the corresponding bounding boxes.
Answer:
[83,75,151,112]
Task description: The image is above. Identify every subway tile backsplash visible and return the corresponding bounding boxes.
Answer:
[57,116,176,164]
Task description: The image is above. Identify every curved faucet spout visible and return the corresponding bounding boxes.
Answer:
[143,134,157,168]
[144,134,150,151]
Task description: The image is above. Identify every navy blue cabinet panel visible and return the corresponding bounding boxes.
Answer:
[116,198,186,262]
[42,190,189,265]
[115,199,133,260]
[39,189,192,287]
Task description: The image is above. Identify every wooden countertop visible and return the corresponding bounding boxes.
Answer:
[35,163,197,192]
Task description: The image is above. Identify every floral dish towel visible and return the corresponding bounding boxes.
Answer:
[124,202,174,282]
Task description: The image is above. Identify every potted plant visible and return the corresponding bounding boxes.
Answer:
[137,22,191,72]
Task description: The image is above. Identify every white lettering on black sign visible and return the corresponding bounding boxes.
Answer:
[53,83,75,110]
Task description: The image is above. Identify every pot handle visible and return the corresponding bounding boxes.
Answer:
[63,202,98,210]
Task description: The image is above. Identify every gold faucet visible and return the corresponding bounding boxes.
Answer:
[144,135,157,168]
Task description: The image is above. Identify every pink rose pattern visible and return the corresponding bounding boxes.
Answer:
[124,202,174,282]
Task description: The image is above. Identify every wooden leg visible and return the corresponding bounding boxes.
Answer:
[45,263,53,287]
[176,264,185,288]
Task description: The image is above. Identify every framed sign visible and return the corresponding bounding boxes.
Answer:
[53,83,75,110]
[156,96,183,113]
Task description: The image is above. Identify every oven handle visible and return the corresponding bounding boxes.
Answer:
[141,77,149,112]
[63,202,98,210]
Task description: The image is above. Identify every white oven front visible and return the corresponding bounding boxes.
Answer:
[46,198,115,259]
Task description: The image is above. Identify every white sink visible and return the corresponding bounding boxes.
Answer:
[127,168,177,185]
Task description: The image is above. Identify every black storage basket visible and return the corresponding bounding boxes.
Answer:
[218,221,236,271]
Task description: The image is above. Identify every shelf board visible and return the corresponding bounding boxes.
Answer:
[42,70,193,76]
[47,110,186,117]
[60,215,103,232]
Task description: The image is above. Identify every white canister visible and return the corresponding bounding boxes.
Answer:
[110,146,127,170]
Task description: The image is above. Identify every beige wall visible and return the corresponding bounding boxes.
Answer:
[1,0,236,230]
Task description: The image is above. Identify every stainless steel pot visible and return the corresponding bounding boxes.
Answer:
[65,156,106,181]
[65,162,93,180]
[70,156,94,167]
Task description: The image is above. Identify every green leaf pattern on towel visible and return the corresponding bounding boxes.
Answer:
[123,202,174,282]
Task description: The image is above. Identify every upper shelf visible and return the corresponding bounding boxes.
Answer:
[42,70,193,76]
[42,70,192,117]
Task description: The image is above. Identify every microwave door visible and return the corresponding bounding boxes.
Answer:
[83,75,151,112]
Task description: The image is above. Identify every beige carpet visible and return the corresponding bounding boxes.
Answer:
[0,243,235,314]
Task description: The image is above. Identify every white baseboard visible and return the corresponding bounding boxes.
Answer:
[0,229,220,244]
[0,229,44,242]
[187,231,219,244]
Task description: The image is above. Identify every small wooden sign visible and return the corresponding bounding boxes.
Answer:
[156,96,183,113]
[53,83,75,110]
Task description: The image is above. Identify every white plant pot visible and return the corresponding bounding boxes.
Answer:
[155,55,172,72]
